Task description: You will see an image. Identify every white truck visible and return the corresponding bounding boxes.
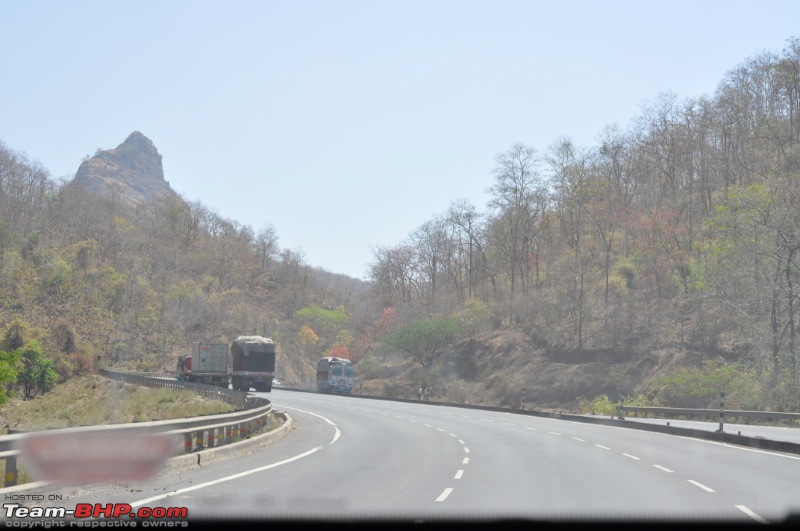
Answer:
[177,342,229,387]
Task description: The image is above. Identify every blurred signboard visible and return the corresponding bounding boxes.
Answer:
[17,431,175,483]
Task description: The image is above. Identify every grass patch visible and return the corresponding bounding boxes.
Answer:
[0,375,237,431]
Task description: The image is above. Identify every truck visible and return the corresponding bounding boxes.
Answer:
[230,335,276,392]
[316,356,355,394]
[176,342,229,387]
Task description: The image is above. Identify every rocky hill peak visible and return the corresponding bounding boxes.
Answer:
[71,131,181,209]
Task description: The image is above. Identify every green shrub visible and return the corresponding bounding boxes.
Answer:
[578,393,659,416]
[651,361,762,408]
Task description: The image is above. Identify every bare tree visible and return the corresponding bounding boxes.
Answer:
[487,143,547,322]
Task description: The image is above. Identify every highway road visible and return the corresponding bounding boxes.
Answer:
[9,389,800,524]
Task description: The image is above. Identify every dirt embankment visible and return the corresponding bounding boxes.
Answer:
[358,329,709,412]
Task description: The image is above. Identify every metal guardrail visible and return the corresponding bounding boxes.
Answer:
[0,370,273,488]
[99,369,263,408]
[616,405,800,424]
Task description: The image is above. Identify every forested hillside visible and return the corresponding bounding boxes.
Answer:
[367,38,800,411]
[0,134,376,403]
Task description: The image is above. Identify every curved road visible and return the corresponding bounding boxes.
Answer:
[14,389,800,523]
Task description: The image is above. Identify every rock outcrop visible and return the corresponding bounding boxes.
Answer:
[71,131,182,209]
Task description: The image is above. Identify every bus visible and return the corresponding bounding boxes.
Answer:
[316,356,355,394]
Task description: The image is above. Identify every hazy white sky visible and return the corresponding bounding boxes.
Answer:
[2,0,799,279]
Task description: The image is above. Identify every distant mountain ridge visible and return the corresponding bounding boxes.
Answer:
[71,131,182,209]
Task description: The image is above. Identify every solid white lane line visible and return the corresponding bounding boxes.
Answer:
[132,406,340,507]
[674,436,800,462]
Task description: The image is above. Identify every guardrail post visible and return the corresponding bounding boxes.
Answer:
[208,428,216,449]
[616,405,625,420]
[239,423,245,439]
[717,392,725,433]
[226,425,233,444]
[4,455,17,487]
[184,433,192,454]
[195,430,205,451]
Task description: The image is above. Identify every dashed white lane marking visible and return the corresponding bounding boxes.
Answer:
[548,432,561,436]
[525,427,537,431]
[688,480,715,493]
[623,453,640,460]
[454,470,464,479]
[410,419,419,423]
[462,457,469,464]
[654,465,674,473]
[437,428,446,432]
[459,439,465,445]
[132,406,340,507]
[464,447,470,453]
[736,505,768,524]
[435,488,453,502]
[459,415,471,418]
[424,423,432,428]
[573,437,585,442]
[449,433,457,437]
[595,444,610,450]
[481,418,493,422]
[503,422,516,426]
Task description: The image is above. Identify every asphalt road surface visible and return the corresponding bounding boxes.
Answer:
[5,389,800,524]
